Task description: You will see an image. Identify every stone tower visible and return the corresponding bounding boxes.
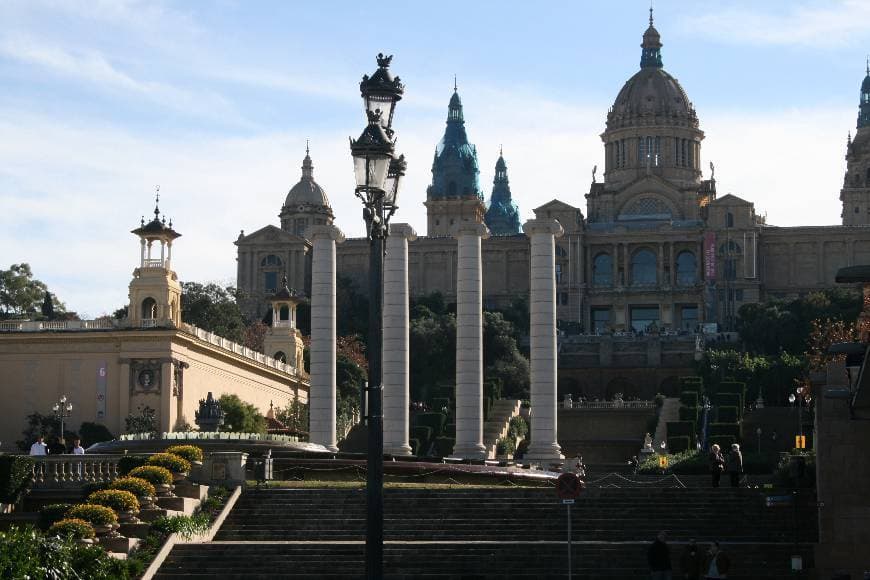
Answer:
[127,193,182,329]
[424,85,486,236]
[841,62,870,226]
[262,275,305,370]
[279,145,334,236]
[484,149,521,235]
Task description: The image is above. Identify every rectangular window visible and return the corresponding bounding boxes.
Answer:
[591,308,611,333]
[264,271,278,292]
[680,305,698,332]
[630,306,660,333]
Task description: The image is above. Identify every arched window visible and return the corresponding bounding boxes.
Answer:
[141,297,157,319]
[675,251,697,286]
[631,249,657,286]
[261,255,282,267]
[593,253,613,286]
[273,351,287,363]
[725,212,734,228]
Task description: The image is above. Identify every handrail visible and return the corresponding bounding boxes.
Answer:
[29,454,122,488]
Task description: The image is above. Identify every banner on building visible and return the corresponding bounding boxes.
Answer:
[96,361,107,419]
[704,231,716,281]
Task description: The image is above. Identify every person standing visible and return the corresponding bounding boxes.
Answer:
[71,438,85,455]
[703,541,730,579]
[709,444,725,488]
[648,531,672,580]
[679,538,703,580]
[726,444,743,488]
[28,435,47,456]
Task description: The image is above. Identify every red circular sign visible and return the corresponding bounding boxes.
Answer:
[556,472,583,500]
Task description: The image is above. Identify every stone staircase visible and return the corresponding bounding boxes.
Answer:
[154,486,817,579]
[483,399,521,458]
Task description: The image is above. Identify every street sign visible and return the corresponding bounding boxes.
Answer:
[556,472,583,500]
[562,499,575,505]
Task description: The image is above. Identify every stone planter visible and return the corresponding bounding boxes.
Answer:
[172,471,189,483]
[76,538,95,547]
[118,510,140,524]
[138,495,156,510]
[93,522,121,539]
[155,483,175,497]
[189,461,204,483]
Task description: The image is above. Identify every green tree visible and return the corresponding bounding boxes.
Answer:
[276,398,309,436]
[483,311,530,399]
[0,264,67,318]
[181,282,247,342]
[409,306,456,402]
[336,275,369,338]
[218,394,266,433]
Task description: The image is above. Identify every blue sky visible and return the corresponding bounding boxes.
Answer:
[2,0,869,316]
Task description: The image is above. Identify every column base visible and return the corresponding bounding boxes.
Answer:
[451,442,488,461]
[524,442,564,463]
[385,443,413,456]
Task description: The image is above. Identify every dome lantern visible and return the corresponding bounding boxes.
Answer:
[640,7,663,69]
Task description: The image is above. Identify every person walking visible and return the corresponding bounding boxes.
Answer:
[28,435,47,456]
[708,444,725,488]
[703,541,731,579]
[679,538,703,580]
[726,444,743,488]
[648,531,672,580]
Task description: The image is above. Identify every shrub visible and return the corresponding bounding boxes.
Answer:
[410,426,433,446]
[666,421,696,441]
[39,503,72,530]
[495,437,516,455]
[78,422,114,448]
[413,413,447,437]
[88,489,140,513]
[218,393,266,434]
[82,481,109,497]
[667,436,691,453]
[678,406,699,423]
[67,504,117,526]
[713,393,742,413]
[717,405,739,424]
[128,465,173,486]
[150,513,210,540]
[147,453,191,474]
[717,381,747,400]
[118,455,148,476]
[508,415,529,440]
[434,436,454,457]
[48,518,95,540]
[0,455,34,504]
[680,391,699,407]
[164,445,204,463]
[430,397,451,413]
[709,422,742,442]
[444,423,456,436]
[110,476,156,498]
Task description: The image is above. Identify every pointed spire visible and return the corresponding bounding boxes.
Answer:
[154,185,161,219]
[859,60,870,128]
[649,2,654,27]
[640,6,663,69]
[454,74,458,92]
[301,143,314,180]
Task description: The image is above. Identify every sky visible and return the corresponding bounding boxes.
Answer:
[2,0,870,317]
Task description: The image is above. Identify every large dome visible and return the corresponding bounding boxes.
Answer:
[607,67,697,130]
[284,151,331,210]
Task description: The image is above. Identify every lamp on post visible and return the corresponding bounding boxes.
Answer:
[351,52,404,580]
[52,395,73,444]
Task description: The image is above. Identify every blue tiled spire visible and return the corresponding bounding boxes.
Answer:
[484,149,521,235]
[427,86,483,201]
[858,58,870,129]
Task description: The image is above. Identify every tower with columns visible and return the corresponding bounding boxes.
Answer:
[263,275,305,371]
[841,61,870,226]
[127,194,182,329]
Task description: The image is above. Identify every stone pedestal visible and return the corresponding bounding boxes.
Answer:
[522,219,564,462]
[452,223,490,460]
[201,451,249,487]
[306,225,345,452]
[383,223,417,456]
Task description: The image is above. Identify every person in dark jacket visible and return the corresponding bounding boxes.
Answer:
[709,444,725,488]
[679,538,703,580]
[726,444,743,488]
[703,541,731,579]
[648,531,672,579]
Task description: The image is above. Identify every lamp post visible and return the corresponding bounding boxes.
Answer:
[351,52,404,580]
[756,426,762,455]
[52,395,73,443]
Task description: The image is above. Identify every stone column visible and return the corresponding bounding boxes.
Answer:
[523,219,565,462]
[452,222,490,460]
[306,224,345,452]
[383,223,417,456]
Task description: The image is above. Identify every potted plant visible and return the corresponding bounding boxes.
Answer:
[128,465,175,496]
[49,517,96,546]
[495,437,516,460]
[109,476,157,509]
[38,503,72,530]
[67,504,119,538]
[147,452,192,482]
[88,489,140,523]
[165,444,204,465]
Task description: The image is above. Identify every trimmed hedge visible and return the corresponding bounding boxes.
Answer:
[39,503,72,530]
[413,413,447,437]
[679,391,699,408]
[713,393,743,415]
[88,489,139,513]
[667,436,691,453]
[0,455,34,504]
[67,503,117,526]
[164,445,203,463]
[495,437,516,455]
[147,453,191,474]
[678,406,699,423]
[709,422,742,441]
[434,437,454,457]
[717,406,740,424]
[109,476,156,499]
[49,518,95,539]
[128,465,173,486]
[117,455,148,476]
[717,381,747,399]
[444,423,456,437]
[666,421,696,442]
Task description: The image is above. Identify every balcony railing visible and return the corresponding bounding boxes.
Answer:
[142,259,165,268]
[29,454,124,489]
[568,400,656,410]
[0,319,117,332]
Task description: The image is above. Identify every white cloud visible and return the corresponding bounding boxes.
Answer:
[682,0,870,47]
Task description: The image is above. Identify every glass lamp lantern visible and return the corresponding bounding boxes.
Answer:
[350,111,394,195]
[359,53,404,130]
[383,154,407,211]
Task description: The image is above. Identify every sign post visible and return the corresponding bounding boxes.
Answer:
[556,472,584,580]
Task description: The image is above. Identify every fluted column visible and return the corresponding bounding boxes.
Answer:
[306,224,345,452]
[383,223,417,456]
[523,219,565,462]
[452,222,490,460]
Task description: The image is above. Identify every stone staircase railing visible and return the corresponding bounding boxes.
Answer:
[29,454,122,488]
[483,399,521,458]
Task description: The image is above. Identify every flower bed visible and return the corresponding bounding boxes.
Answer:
[164,445,204,463]
[128,465,173,486]
[48,518,95,540]
[67,504,117,527]
[146,453,191,474]
[88,489,140,514]
[109,476,156,499]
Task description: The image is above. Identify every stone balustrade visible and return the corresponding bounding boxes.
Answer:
[30,454,122,489]
[569,400,656,410]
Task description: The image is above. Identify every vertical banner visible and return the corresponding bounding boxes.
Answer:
[96,361,107,420]
[704,231,717,281]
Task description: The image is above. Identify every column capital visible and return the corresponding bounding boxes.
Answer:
[523,219,564,238]
[388,222,418,241]
[305,224,345,244]
[450,222,490,240]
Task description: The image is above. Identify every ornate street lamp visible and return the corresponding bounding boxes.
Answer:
[350,52,404,580]
[52,395,73,443]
